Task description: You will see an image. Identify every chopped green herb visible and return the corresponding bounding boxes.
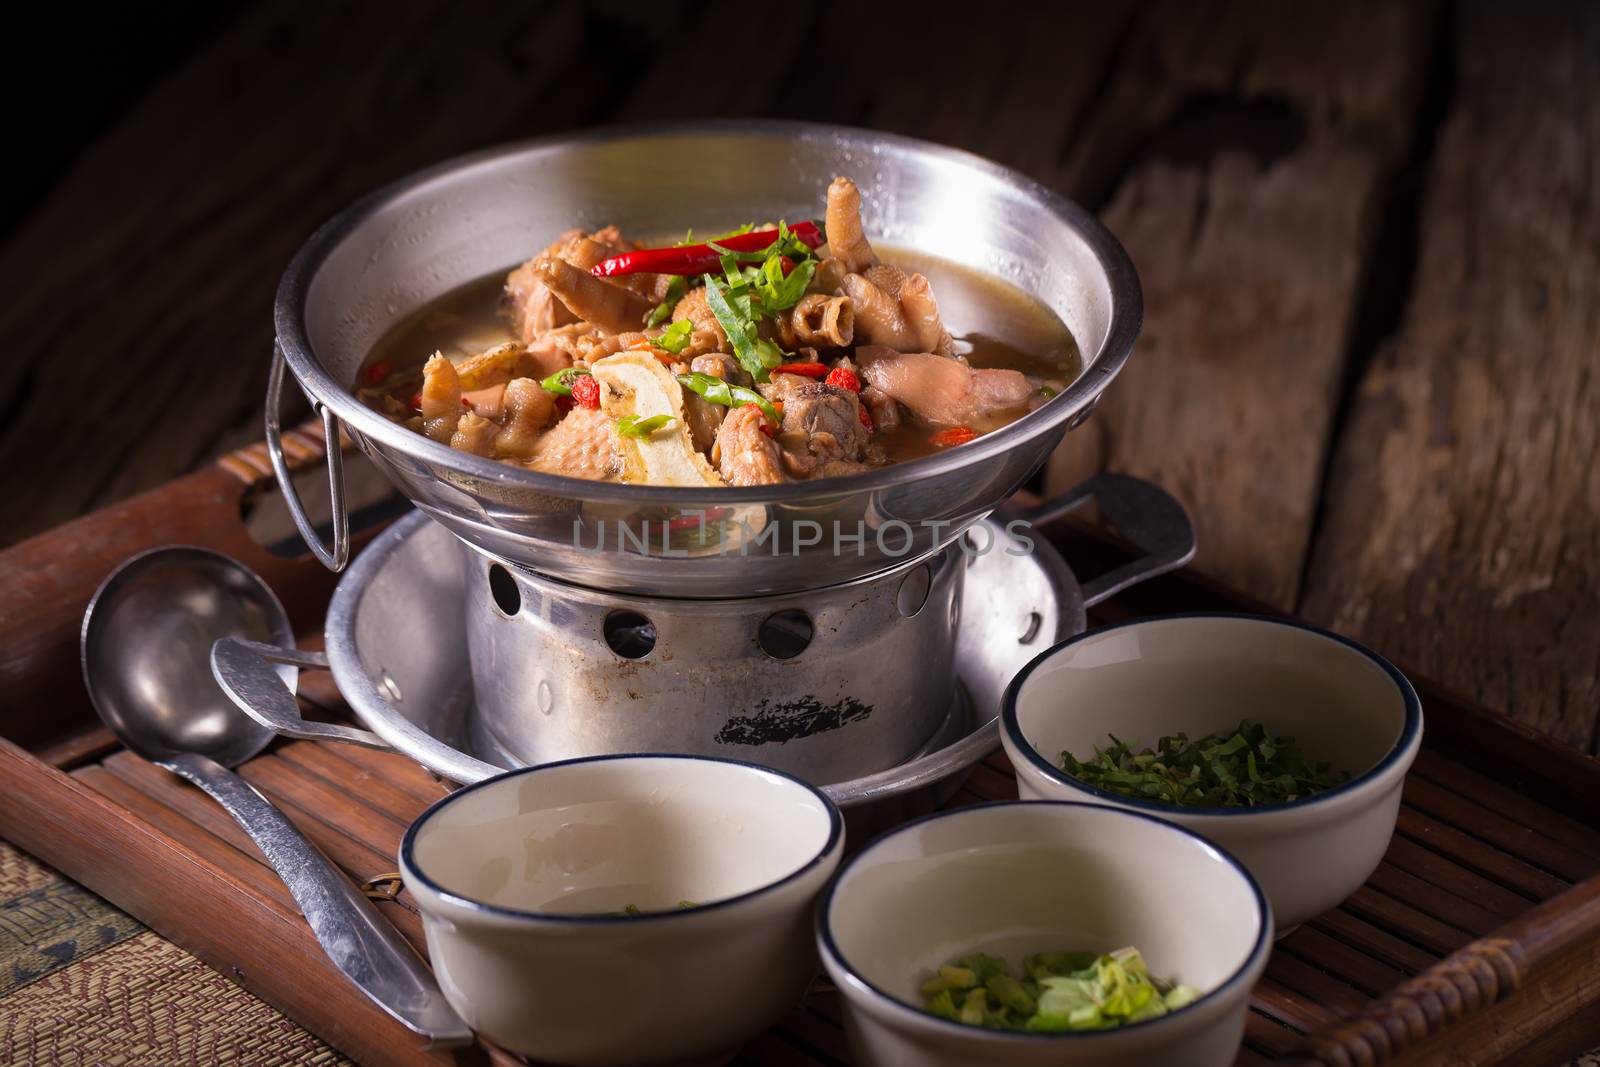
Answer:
[610,899,698,917]
[676,371,779,422]
[650,318,693,354]
[920,947,1200,1032]
[701,274,771,382]
[616,414,676,438]
[1059,719,1350,807]
[1039,384,1058,399]
[539,366,592,396]
[753,248,815,313]
[645,275,688,328]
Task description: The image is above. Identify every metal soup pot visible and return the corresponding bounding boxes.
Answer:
[270,122,1141,596]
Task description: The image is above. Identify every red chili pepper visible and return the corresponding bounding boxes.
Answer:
[858,403,873,431]
[825,367,861,393]
[408,391,423,413]
[778,362,829,378]
[666,506,733,532]
[931,426,978,448]
[363,359,393,386]
[779,255,796,276]
[742,402,778,437]
[570,373,602,410]
[591,222,824,278]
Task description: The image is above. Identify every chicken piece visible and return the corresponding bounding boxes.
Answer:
[775,382,869,479]
[461,382,507,421]
[862,263,907,298]
[455,342,548,391]
[690,352,749,387]
[683,393,725,454]
[860,385,901,433]
[810,256,850,295]
[857,348,1040,429]
[419,353,462,443]
[791,294,854,348]
[899,273,955,357]
[568,329,649,365]
[675,328,725,361]
[524,407,622,481]
[450,413,499,457]
[503,229,582,343]
[825,177,878,273]
[841,273,919,350]
[669,286,728,347]
[569,226,669,302]
[494,378,558,458]
[502,227,646,343]
[536,255,654,335]
[529,322,604,365]
[756,370,811,404]
[713,404,786,486]
[841,270,955,356]
[684,352,745,452]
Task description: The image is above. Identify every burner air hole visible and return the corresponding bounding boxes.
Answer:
[604,610,656,659]
[758,610,813,660]
[488,564,521,617]
[896,564,931,617]
[1019,611,1043,644]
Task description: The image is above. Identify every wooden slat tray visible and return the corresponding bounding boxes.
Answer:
[2,432,1598,1067]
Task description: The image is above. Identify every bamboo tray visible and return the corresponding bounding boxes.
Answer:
[1,430,1597,1067]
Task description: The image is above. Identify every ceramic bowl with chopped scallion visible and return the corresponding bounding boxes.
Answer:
[1002,614,1424,933]
[818,801,1272,1067]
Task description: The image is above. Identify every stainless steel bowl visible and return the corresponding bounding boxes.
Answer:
[270,122,1141,595]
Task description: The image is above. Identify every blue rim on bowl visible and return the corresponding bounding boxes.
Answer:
[815,799,1273,1042]
[400,752,844,924]
[1000,613,1424,818]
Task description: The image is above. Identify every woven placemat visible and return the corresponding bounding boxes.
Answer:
[0,836,351,1066]
[5,833,1598,1067]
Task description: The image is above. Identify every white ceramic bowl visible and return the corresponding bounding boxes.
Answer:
[400,754,844,1066]
[1001,614,1424,934]
[817,801,1271,1067]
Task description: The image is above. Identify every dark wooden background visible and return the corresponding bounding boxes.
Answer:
[5,0,1596,753]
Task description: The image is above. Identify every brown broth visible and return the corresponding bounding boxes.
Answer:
[360,245,1082,468]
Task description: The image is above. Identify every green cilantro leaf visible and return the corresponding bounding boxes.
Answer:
[651,319,693,354]
[1058,720,1351,807]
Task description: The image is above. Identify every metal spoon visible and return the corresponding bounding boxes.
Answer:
[80,546,472,1047]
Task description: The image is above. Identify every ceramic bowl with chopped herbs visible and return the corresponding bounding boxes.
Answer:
[1001,614,1423,933]
[817,800,1271,1067]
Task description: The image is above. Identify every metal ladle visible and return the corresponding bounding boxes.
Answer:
[80,546,472,1046]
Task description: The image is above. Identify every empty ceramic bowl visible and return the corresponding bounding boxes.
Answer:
[1001,613,1423,933]
[817,801,1271,1067]
[400,754,844,1066]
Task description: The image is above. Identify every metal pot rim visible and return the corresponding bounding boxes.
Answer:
[273,119,1141,506]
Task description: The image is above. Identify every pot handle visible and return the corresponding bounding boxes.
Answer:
[211,637,391,750]
[267,343,350,571]
[1011,472,1196,607]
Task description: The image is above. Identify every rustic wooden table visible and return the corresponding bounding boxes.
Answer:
[1,0,1596,1062]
